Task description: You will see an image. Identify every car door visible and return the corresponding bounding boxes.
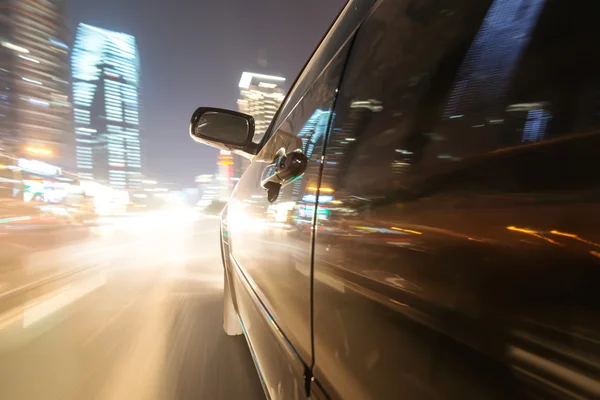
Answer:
[312,0,600,399]
[225,2,373,398]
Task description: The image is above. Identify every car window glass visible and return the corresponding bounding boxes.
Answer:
[263,0,375,147]
[323,0,600,201]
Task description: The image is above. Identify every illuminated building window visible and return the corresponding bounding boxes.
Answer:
[72,23,142,189]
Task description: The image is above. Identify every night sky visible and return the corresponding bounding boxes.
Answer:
[68,0,345,186]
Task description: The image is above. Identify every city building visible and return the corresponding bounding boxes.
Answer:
[71,23,142,190]
[234,71,285,178]
[195,174,218,208]
[0,0,72,163]
[216,150,233,200]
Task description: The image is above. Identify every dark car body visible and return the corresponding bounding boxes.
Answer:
[195,0,600,398]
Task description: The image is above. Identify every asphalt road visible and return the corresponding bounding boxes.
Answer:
[0,211,264,400]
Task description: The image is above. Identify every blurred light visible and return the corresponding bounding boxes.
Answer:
[18,158,61,176]
[395,149,413,154]
[0,216,32,224]
[259,82,277,88]
[195,174,213,183]
[330,200,343,204]
[18,54,40,63]
[22,77,42,85]
[550,230,600,248]
[144,187,168,192]
[507,225,563,246]
[132,193,147,199]
[350,100,383,112]
[1,41,29,53]
[48,38,69,50]
[220,150,231,155]
[506,225,537,235]
[27,98,50,107]
[141,179,157,184]
[391,227,422,235]
[550,230,577,238]
[308,195,334,203]
[307,186,334,193]
[26,147,53,155]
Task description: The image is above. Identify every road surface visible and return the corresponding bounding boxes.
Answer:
[0,211,264,400]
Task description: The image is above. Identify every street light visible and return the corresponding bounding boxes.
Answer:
[26,147,52,156]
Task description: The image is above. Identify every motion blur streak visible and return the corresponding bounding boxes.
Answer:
[0,211,264,400]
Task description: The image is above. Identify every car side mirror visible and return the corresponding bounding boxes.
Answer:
[189,107,257,155]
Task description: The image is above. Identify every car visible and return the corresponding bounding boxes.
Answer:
[189,0,600,398]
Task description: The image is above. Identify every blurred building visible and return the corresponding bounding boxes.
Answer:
[71,23,142,190]
[444,0,546,122]
[195,174,219,208]
[292,109,332,201]
[0,0,72,163]
[234,72,285,178]
[217,150,233,200]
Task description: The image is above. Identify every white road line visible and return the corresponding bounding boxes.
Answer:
[23,271,107,328]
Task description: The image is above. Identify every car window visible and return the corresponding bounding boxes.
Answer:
[262,0,375,148]
[322,0,600,199]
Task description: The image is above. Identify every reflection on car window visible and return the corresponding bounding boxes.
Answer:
[271,43,350,204]
[265,0,375,146]
[324,0,600,198]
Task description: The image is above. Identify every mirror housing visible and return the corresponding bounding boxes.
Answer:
[189,107,258,156]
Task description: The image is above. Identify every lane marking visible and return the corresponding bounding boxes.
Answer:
[23,271,107,328]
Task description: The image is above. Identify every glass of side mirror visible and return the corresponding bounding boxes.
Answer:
[190,107,255,151]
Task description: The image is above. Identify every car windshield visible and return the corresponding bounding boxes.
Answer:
[0,0,343,398]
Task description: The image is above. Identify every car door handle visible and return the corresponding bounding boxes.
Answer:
[261,148,308,203]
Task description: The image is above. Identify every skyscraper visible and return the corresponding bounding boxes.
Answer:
[235,72,285,178]
[0,0,72,162]
[71,23,142,190]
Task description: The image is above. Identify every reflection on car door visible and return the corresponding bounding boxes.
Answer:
[313,0,600,399]
[226,40,352,400]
